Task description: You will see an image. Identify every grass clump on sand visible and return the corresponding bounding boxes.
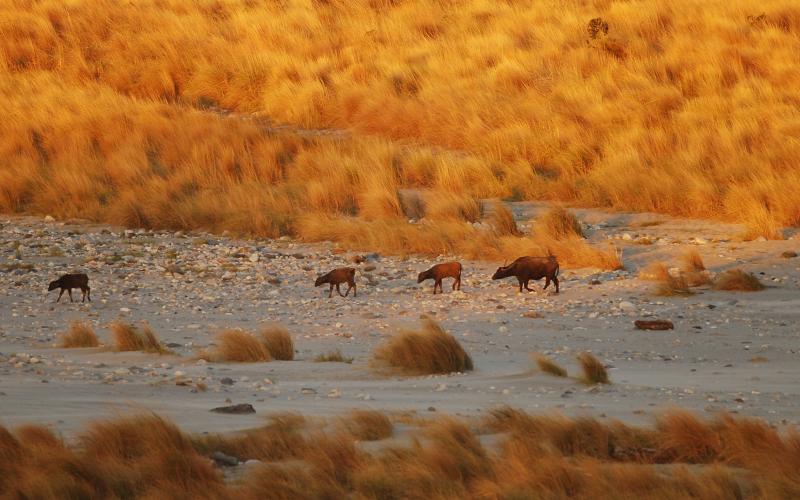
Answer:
[712,269,765,291]
[210,329,271,362]
[640,262,693,296]
[111,322,167,353]
[203,323,296,362]
[680,248,711,286]
[260,324,294,361]
[577,352,610,385]
[532,353,567,378]
[58,321,99,348]
[373,317,473,375]
[314,349,353,364]
[341,410,393,441]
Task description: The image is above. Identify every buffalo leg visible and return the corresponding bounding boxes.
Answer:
[553,277,559,293]
[352,282,357,297]
[328,284,334,298]
[518,279,524,293]
[56,289,64,303]
[68,289,74,302]
[524,280,534,292]
[543,277,551,290]
[87,286,91,302]
[344,282,352,297]
[337,283,347,297]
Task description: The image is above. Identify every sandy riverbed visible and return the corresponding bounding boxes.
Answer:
[1,206,799,436]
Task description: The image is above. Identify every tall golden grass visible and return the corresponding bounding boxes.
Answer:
[2,0,798,252]
[3,409,800,497]
[340,410,394,441]
[373,317,473,375]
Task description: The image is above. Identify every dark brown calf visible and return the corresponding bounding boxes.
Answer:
[491,256,560,293]
[417,262,462,294]
[48,273,91,303]
[315,267,356,298]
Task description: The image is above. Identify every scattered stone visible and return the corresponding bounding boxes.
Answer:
[634,320,674,331]
[210,403,256,414]
[781,251,797,259]
[211,451,239,467]
[619,301,636,312]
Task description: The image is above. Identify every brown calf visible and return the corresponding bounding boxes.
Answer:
[491,256,560,293]
[417,262,462,294]
[315,267,357,298]
[48,273,91,303]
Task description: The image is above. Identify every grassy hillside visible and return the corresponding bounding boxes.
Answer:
[2,0,798,257]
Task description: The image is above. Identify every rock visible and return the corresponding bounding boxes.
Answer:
[781,251,797,259]
[209,403,256,414]
[220,377,235,385]
[44,215,55,222]
[211,451,239,467]
[350,255,366,264]
[327,388,342,398]
[248,253,260,263]
[300,388,317,395]
[522,311,542,319]
[619,301,636,312]
[635,320,674,331]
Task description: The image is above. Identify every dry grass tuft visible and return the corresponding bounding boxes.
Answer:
[314,350,353,363]
[680,248,711,286]
[576,352,610,385]
[655,411,722,463]
[532,353,567,377]
[680,248,706,272]
[640,262,693,296]
[110,322,166,353]
[58,321,99,348]
[488,202,520,236]
[341,410,393,441]
[373,317,473,375]
[534,206,585,240]
[712,269,765,292]
[192,413,307,463]
[260,324,294,361]
[211,329,271,362]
